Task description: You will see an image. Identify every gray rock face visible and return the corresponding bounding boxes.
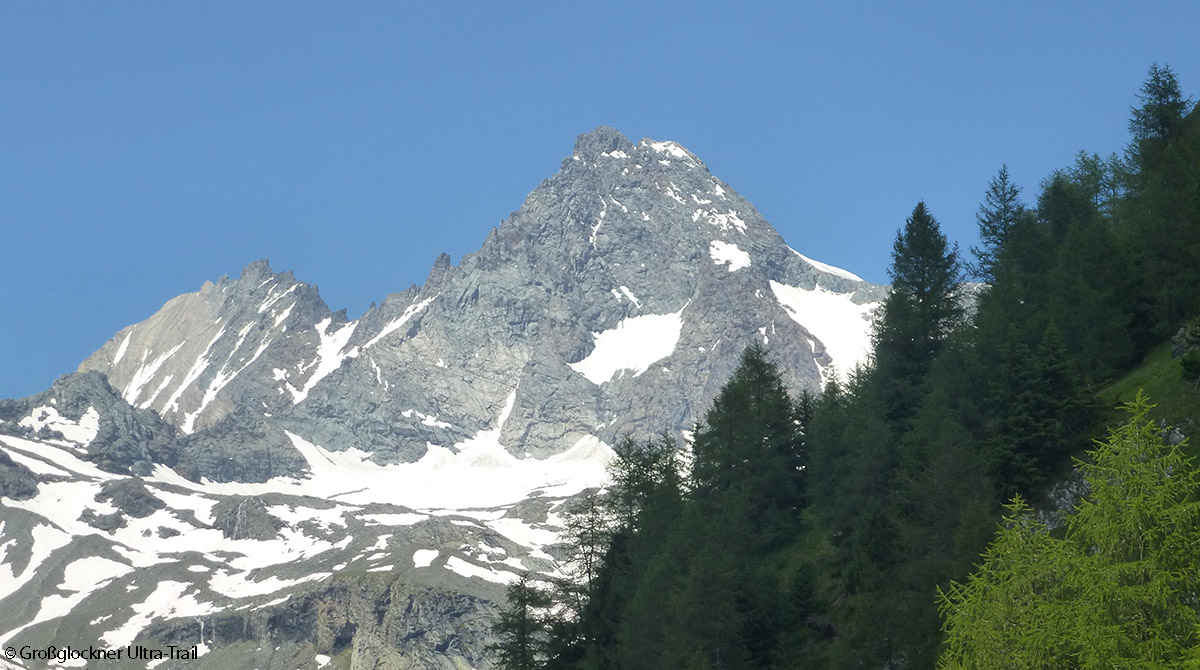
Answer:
[96,478,166,518]
[77,262,338,435]
[0,449,38,499]
[69,126,884,477]
[1037,467,1093,531]
[211,496,285,540]
[1172,323,1200,358]
[132,576,498,670]
[1,370,180,475]
[78,507,127,532]
[177,409,307,483]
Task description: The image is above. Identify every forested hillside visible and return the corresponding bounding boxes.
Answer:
[492,64,1200,669]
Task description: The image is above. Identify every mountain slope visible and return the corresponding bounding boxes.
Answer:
[78,126,883,471]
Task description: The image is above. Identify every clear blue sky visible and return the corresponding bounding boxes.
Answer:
[3,2,1198,399]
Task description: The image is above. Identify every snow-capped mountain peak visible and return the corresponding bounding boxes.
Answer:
[0,127,884,669]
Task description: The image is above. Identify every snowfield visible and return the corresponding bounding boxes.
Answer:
[0,393,613,652]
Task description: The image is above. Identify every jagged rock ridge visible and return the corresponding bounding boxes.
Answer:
[78,125,884,471]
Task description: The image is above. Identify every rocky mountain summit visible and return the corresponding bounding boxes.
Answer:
[0,127,884,669]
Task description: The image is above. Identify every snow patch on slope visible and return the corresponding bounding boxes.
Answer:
[693,208,747,234]
[644,140,691,160]
[146,418,610,512]
[617,286,641,308]
[19,406,100,446]
[0,523,72,605]
[162,327,226,422]
[289,318,360,404]
[124,343,184,406]
[709,240,751,271]
[186,329,274,432]
[101,581,219,647]
[570,305,687,385]
[1,435,117,480]
[444,556,517,585]
[111,332,132,366]
[770,281,877,382]
[790,248,863,282]
[0,557,133,646]
[363,295,438,350]
[413,549,438,568]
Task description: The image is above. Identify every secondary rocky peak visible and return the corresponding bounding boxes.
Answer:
[239,258,276,283]
[572,125,634,161]
[423,251,454,291]
[75,257,338,435]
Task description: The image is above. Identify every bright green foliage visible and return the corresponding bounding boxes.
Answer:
[936,496,1079,668]
[1100,342,1200,443]
[938,393,1200,668]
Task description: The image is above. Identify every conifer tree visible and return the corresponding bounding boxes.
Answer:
[606,435,681,531]
[1129,63,1190,149]
[970,166,1027,282]
[874,202,963,422]
[987,324,1095,497]
[492,573,552,670]
[556,489,613,620]
[690,342,805,544]
[939,394,1200,668]
[1123,71,1200,334]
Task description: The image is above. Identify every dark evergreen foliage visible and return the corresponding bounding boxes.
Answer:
[970,165,1026,282]
[874,202,964,425]
[492,573,553,670]
[1129,63,1191,145]
[496,64,1200,670]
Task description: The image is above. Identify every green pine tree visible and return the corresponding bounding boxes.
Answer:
[492,573,553,670]
[690,342,805,545]
[874,201,964,423]
[970,165,1027,283]
[1129,63,1191,150]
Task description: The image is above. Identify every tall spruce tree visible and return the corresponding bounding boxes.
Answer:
[970,166,1027,283]
[1129,63,1190,149]
[690,342,805,545]
[874,201,964,423]
[492,573,553,670]
[1123,66,1200,334]
[608,344,812,669]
